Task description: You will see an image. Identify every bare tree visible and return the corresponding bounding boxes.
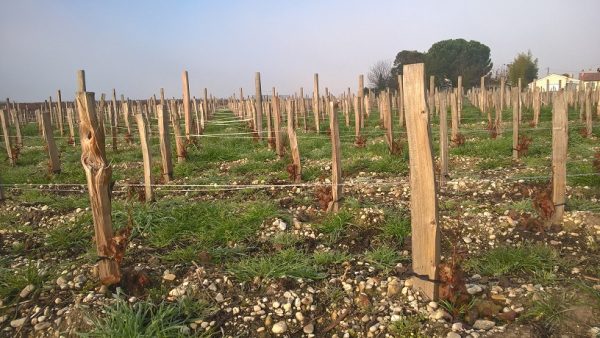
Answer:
[368,60,393,93]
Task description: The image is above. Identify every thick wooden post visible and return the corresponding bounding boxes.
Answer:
[457,76,463,119]
[122,101,132,143]
[169,100,186,163]
[518,78,522,124]
[203,88,208,126]
[313,73,320,133]
[135,113,154,202]
[287,99,301,183]
[532,86,540,127]
[6,98,22,147]
[403,63,440,300]
[500,77,505,111]
[255,72,263,139]
[182,71,192,141]
[157,104,174,182]
[328,102,342,212]
[512,87,520,160]
[75,70,120,286]
[41,110,61,173]
[429,75,436,115]
[0,108,15,165]
[551,91,567,226]
[479,76,485,112]
[439,91,448,185]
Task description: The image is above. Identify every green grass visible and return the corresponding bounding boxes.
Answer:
[313,211,353,244]
[226,248,327,281]
[388,314,426,338]
[46,215,93,255]
[82,295,216,338]
[380,213,411,244]
[0,260,46,305]
[465,244,560,278]
[313,250,350,266]
[520,291,578,336]
[269,233,300,249]
[363,245,405,271]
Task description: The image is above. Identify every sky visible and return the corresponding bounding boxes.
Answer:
[1,0,599,102]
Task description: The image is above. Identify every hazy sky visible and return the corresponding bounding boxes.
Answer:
[1,0,598,101]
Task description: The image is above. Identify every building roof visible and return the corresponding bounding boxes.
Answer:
[579,72,600,81]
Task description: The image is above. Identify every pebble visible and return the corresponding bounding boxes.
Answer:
[447,332,461,338]
[10,317,27,328]
[472,319,495,330]
[163,273,177,281]
[19,284,36,298]
[303,323,314,334]
[452,322,464,331]
[34,322,51,331]
[386,279,401,296]
[272,321,288,334]
[215,293,224,303]
[463,237,472,244]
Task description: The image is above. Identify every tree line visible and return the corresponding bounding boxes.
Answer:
[368,38,538,93]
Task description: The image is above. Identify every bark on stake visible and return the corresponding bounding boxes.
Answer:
[75,70,120,285]
[403,63,440,300]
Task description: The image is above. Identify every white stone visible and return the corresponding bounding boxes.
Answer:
[19,284,36,298]
[272,321,288,334]
[447,332,461,338]
[215,293,224,303]
[463,237,472,244]
[303,323,314,334]
[452,322,463,331]
[473,319,495,330]
[10,317,27,328]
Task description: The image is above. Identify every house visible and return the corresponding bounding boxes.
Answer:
[579,70,600,89]
[528,73,579,91]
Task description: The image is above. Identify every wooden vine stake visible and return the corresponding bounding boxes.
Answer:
[135,113,154,202]
[439,91,448,185]
[273,90,284,158]
[512,87,520,160]
[313,73,320,133]
[66,107,76,144]
[403,63,440,300]
[255,72,263,139]
[41,110,61,173]
[182,71,192,141]
[551,91,567,226]
[75,70,120,285]
[450,89,459,142]
[157,103,174,182]
[169,100,186,163]
[383,91,394,152]
[0,108,15,165]
[328,102,342,212]
[287,99,301,183]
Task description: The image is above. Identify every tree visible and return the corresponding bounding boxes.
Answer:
[508,51,538,86]
[391,50,425,76]
[425,39,493,88]
[367,60,394,93]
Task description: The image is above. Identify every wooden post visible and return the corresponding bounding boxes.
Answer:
[273,89,284,158]
[512,87,520,160]
[287,99,301,183]
[500,77,505,111]
[585,88,592,137]
[157,104,174,182]
[403,63,440,300]
[328,102,342,212]
[358,75,364,129]
[429,75,436,115]
[169,100,186,163]
[266,97,274,149]
[135,113,154,202]
[0,108,15,165]
[398,75,404,128]
[383,91,394,153]
[66,107,76,144]
[255,72,263,139]
[450,89,459,143]
[457,76,463,119]
[533,86,540,127]
[122,100,132,143]
[41,110,61,173]
[57,90,65,136]
[313,73,320,133]
[203,88,208,125]
[182,71,192,141]
[111,89,118,151]
[193,97,201,135]
[75,70,120,286]
[439,91,448,185]
[518,78,522,124]
[551,91,567,226]
[480,76,485,112]
[6,98,22,147]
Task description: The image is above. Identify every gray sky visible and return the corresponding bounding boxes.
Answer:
[1,0,598,101]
